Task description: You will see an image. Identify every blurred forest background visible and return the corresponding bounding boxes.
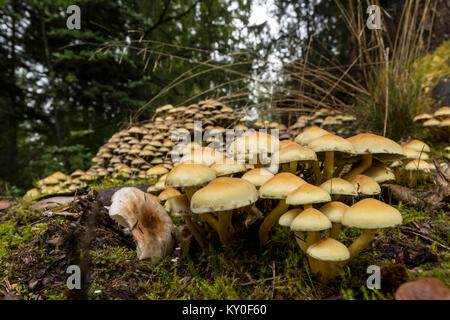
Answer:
[1,0,449,193]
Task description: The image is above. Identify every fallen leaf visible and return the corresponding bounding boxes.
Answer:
[31,196,75,211]
[0,200,10,211]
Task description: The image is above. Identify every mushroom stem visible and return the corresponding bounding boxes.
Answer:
[317,261,338,284]
[323,151,335,181]
[218,210,234,245]
[289,161,298,174]
[304,204,313,210]
[294,231,307,252]
[408,171,417,188]
[306,231,321,273]
[329,223,342,239]
[199,213,220,233]
[183,216,206,249]
[258,199,289,246]
[186,186,220,233]
[344,154,372,181]
[313,161,322,184]
[339,229,377,266]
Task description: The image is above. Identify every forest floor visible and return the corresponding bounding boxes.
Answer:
[0,186,448,300]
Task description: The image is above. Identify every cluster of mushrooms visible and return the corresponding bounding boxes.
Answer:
[23,100,239,200]
[287,108,358,139]
[391,139,438,188]
[147,126,408,283]
[25,100,445,284]
[414,106,450,141]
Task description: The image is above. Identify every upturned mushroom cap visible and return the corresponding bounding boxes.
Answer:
[190,177,258,213]
[165,163,216,188]
[286,183,332,206]
[402,146,430,160]
[404,139,431,153]
[306,238,350,261]
[241,168,274,187]
[342,198,402,229]
[346,133,405,160]
[320,178,358,196]
[320,201,349,223]
[363,165,396,183]
[211,158,247,176]
[350,174,381,195]
[294,126,329,145]
[290,208,332,231]
[271,143,317,164]
[259,172,306,199]
[308,134,355,154]
[279,208,302,227]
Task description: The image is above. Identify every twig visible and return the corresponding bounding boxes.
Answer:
[403,229,450,251]
[241,275,285,287]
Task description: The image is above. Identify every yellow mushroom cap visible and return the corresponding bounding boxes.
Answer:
[165,163,216,188]
[320,178,358,196]
[167,194,191,216]
[307,238,350,262]
[180,147,223,166]
[290,208,332,231]
[259,172,306,199]
[146,165,169,177]
[342,198,402,229]
[294,126,329,145]
[210,158,247,176]
[434,106,450,118]
[279,140,296,149]
[350,174,381,195]
[241,168,274,187]
[423,118,440,127]
[158,188,181,202]
[346,133,405,160]
[227,131,280,156]
[402,146,430,160]
[413,113,433,122]
[286,183,331,206]
[319,201,349,223]
[404,139,431,153]
[439,118,450,127]
[271,143,317,164]
[363,165,396,183]
[404,159,434,172]
[190,177,258,213]
[279,208,302,227]
[308,134,355,154]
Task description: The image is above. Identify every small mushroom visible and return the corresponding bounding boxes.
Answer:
[340,198,402,264]
[258,172,306,246]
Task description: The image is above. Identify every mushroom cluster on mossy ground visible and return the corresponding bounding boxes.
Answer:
[26,103,448,286]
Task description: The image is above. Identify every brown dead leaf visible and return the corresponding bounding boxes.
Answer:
[30,196,75,211]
